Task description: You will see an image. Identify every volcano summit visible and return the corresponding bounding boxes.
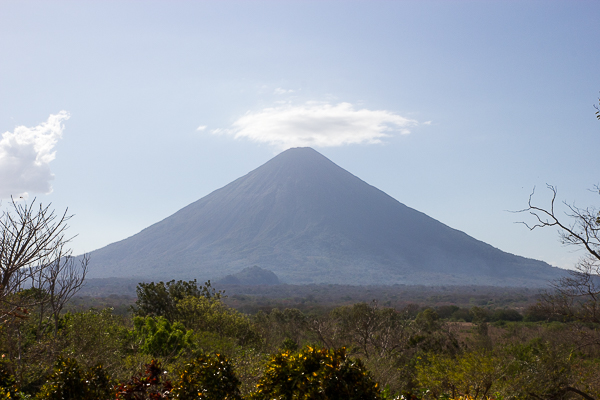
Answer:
[85,147,564,286]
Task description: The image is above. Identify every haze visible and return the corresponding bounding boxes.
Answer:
[1,1,599,270]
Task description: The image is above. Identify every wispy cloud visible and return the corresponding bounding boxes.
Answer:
[209,102,418,149]
[274,87,295,95]
[0,111,69,199]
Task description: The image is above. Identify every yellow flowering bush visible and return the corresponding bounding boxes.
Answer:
[251,346,381,400]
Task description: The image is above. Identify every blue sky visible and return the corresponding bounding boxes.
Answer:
[1,0,599,270]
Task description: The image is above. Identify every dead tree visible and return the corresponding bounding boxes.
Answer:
[0,197,87,324]
[519,185,600,323]
[42,251,89,335]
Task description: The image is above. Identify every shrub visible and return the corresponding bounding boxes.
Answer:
[0,360,15,397]
[171,353,242,399]
[35,357,112,400]
[252,346,381,400]
[115,359,172,400]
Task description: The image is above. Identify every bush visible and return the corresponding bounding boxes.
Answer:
[252,346,381,400]
[171,353,242,399]
[115,359,172,400]
[0,360,16,397]
[35,357,112,400]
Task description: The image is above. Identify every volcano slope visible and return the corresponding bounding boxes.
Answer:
[85,147,564,286]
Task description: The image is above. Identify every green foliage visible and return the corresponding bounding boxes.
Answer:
[252,308,310,352]
[490,308,523,322]
[60,308,129,370]
[414,309,441,332]
[252,346,381,400]
[0,360,16,398]
[499,339,575,400]
[435,305,460,319]
[171,353,242,399]
[416,350,500,399]
[280,338,299,352]
[7,277,600,399]
[35,357,112,400]
[132,315,193,358]
[410,309,459,354]
[131,279,223,322]
[177,295,259,347]
[84,364,114,400]
[468,307,490,323]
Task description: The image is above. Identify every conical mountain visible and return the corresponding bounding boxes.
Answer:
[86,147,564,286]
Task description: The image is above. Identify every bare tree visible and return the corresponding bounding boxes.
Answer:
[42,252,89,335]
[520,185,600,322]
[0,197,87,324]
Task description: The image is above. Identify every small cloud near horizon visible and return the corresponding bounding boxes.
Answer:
[0,111,69,199]
[207,102,418,149]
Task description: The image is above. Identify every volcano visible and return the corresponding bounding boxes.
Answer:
[85,147,564,286]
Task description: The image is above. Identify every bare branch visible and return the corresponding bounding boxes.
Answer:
[0,198,86,328]
[517,186,600,261]
[42,252,89,335]
[519,185,600,323]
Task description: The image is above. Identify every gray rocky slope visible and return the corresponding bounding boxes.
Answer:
[85,147,565,286]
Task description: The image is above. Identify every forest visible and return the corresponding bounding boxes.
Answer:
[1,276,600,400]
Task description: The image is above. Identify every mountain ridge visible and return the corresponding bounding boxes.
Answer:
[85,147,565,287]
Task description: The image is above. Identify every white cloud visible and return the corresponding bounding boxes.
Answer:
[0,111,69,199]
[196,125,207,131]
[274,87,295,95]
[210,102,418,149]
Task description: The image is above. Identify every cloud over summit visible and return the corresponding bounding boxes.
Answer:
[0,111,69,199]
[210,102,418,149]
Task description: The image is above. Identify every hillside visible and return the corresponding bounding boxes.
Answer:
[85,147,565,286]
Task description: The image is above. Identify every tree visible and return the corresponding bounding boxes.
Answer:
[131,279,223,322]
[41,253,89,336]
[132,315,193,358]
[176,295,259,346]
[0,198,88,392]
[0,198,88,324]
[520,185,600,323]
[518,100,600,323]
